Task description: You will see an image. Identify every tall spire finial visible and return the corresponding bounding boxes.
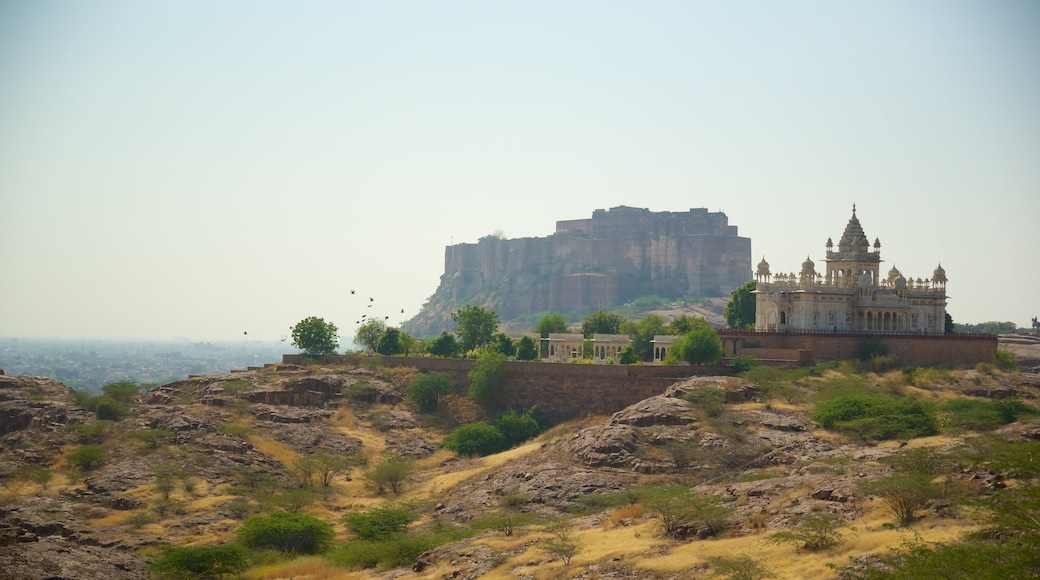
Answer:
[852,203,856,215]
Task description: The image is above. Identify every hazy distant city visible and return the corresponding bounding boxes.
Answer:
[0,337,289,393]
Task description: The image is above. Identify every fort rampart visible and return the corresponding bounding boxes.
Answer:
[280,354,731,421]
[719,330,997,367]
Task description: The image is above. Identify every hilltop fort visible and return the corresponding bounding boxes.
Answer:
[404,206,751,337]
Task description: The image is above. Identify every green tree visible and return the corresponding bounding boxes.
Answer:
[236,511,334,554]
[724,280,757,329]
[620,314,666,362]
[407,372,454,413]
[428,330,459,358]
[496,407,540,446]
[534,313,569,337]
[515,335,539,361]
[291,316,339,355]
[490,332,516,357]
[468,350,507,406]
[354,319,386,353]
[667,314,698,335]
[618,345,638,365]
[376,327,403,356]
[451,305,500,352]
[668,323,723,365]
[944,312,955,334]
[582,310,624,337]
[398,331,416,355]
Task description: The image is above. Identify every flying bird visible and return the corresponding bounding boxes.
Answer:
[351,290,355,294]
[400,309,404,313]
[369,297,374,302]
[243,331,247,335]
[384,316,389,320]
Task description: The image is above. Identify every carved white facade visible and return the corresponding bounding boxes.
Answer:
[754,206,948,333]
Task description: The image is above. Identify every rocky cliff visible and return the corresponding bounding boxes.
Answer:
[404,206,752,337]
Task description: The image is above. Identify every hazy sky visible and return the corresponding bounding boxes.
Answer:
[2,1,1038,342]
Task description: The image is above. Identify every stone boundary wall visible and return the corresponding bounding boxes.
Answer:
[719,331,997,367]
[280,354,732,421]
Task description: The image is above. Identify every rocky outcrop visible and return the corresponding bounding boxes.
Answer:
[404,206,751,337]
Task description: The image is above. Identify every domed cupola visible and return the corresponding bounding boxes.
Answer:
[888,264,901,280]
[932,263,946,282]
[859,270,873,287]
[895,274,907,290]
[757,256,770,276]
[801,256,816,275]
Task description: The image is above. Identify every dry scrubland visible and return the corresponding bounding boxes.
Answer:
[1,342,1039,579]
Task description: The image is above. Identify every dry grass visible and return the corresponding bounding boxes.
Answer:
[245,433,300,468]
[244,556,353,580]
[605,503,645,528]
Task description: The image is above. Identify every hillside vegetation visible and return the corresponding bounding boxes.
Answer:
[1,351,1039,579]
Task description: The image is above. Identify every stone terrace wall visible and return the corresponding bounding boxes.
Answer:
[281,355,731,421]
[719,331,997,367]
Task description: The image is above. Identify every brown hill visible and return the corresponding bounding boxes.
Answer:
[1,356,1038,579]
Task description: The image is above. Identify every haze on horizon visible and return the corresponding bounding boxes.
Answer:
[1,1,1038,342]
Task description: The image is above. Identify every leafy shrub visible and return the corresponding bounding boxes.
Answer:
[343,507,417,540]
[440,422,507,456]
[236,511,335,554]
[330,531,455,570]
[149,544,248,579]
[941,398,1039,431]
[730,355,759,373]
[993,349,1019,372]
[495,407,541,446]
[842,537,1040,580]
[811,395,938,442]
[68,444,108,470]
[407,372,454,413]
[541,537,583,564]
[468,350,507,406]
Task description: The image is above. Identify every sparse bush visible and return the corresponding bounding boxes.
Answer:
[440,422,507,456]
[362,454,415,495]
[859,474,937,525]
[72,420,110,443]
[149,543,248,579]
[709,553,775,579]
[236,511,335,554]
[682,386,727,418]
[344,380,380,402]
[131,429,174,449]
[647,491,733,540]
[127,510,153,529]
[767,512,847,551]
[68,444,108,470]
[541,537,582,564]
[666,440,697,469]
[472,509,538,536]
